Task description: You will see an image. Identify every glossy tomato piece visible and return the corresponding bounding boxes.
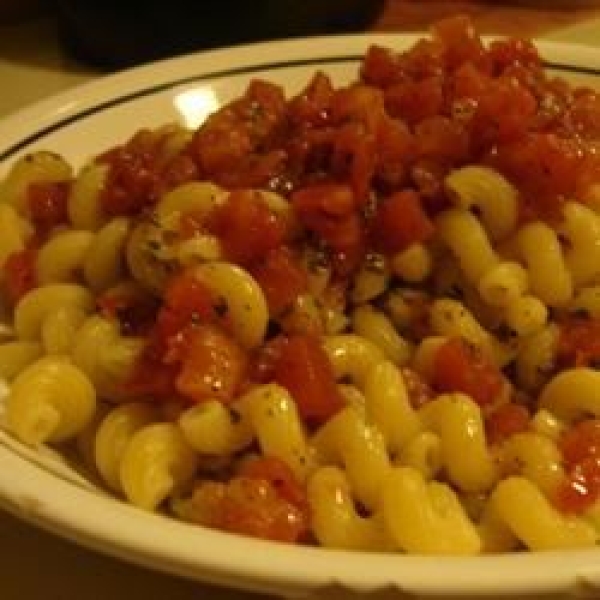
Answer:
[191,475,309,544]
[557,316,600,368]
[361,44,404,88]
[3,248,38,305]
[251,246,308,316]
[555,456,600,514]
[370,189,434,254]
[470,78,537,149]
[486,402,531,444]
[27,181,70,235]
[272,334,344,425]
[385,76,445,127]
[239,455,308,511]
[560,420,600,468]
[432,337,504,406]
[431,14,489,71]
[158,271,229,342]
[174,324,248,404]
[288,71,334,128]
[292,183,365,257]
[206,189,288,266]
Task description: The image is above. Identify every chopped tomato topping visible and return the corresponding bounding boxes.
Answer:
[288,71,334,127]
[189,474,309,543]
[432,337,504,406]
[431,14,489,71]
[370,189,434,254]
[206,189,287,266]
[292,183,365,273]
[555,420,600,513]
[239,455,308,512]
[97,287,159,335]
[3,248,38,305]
[27,181,70,235]
[271,334,344,425]
[385,77,445,126]
[158,271,230,341]
[560,419,600,468]
[555,456,600,514]
[486,402,531,444]
[557,316,600,368]
[251,246,308,315]
[173,324,248,404]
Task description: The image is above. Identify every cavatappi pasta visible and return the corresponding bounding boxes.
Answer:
[4,15,600,555]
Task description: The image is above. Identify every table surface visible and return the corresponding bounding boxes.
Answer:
[2,2,600,599]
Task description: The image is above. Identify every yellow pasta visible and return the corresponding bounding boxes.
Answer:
[14,284,94,340]
[308,466,392,551]
[83,217,130,292]
[36,230,95,284]
[119,422,198,511]
[6,355,96,445]
[382,466,481,555]
[94,401,159,491]
[312,406,390,510]
[419,394,497,493]
[444,165,518,241]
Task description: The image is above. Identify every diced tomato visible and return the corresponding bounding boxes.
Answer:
[562,91,600,140]
[555,456,600,514]
[374,117,415,190]
[400,367,434,409]
[488,38,541,75]
[3,248,37,305]
[385,77,445,127]
[331,122,377,205]
[206,189,287,266]
[99,129,164,216]
[560,419,600,468]
[27,181,70,234]
[289,71,334,127]
[190,475,309,543]
[486,402,531,444]
[414,116,470,163]
[251,246,308,315]
[557,316,600,368]
[271,334,344,425]
[432,337,504,405]
[490,133,580,222]
[330,84,385,133]
[397,39,446,81]
[292,183,365,264]
[431,14,489,71]
[370,189,434,254]
[97,287,159,336]
[158,271,230,342]
[555,419,600,513]
[470,78,537,149]
[125,341,178,398]
[174,324,248,404]
[239,455,308,512]
[361,44,403,88]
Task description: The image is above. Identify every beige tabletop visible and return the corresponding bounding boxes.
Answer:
[1,3,600,599]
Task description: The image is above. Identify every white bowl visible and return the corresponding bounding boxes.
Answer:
[1,34,600,600]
